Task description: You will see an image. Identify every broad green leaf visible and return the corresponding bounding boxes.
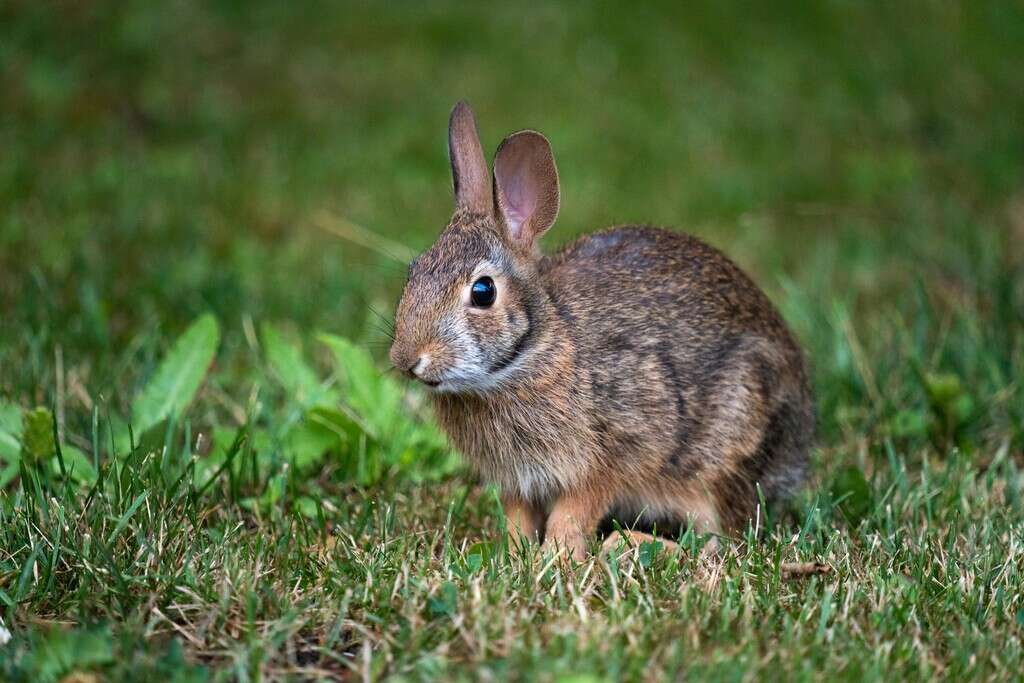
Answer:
[0,401,21,487]
[318,333,454,481]
[317,333,402,436]
[131,419,172,458]
[299,406,382,482]
[0,463,16,488]
[52,444,97,485]
[103,413,170,459]
[102,412,133,457]
[0,401,22,461]
[285,419,338,471]
[132,313,220,434]
[306,406,367,447]
[262,322,338,408]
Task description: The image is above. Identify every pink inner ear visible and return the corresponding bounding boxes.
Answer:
[495,130,558,245]
[501,172,536,239]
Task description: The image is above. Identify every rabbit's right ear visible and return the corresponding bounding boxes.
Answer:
[493,130,560,249]
[448,101,493,214]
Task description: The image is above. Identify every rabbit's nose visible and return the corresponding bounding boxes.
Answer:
[410,355,430,378]
[407,354,441,387]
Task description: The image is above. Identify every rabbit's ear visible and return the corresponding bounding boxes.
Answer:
[493,130,560,248]
[448,101,493,214]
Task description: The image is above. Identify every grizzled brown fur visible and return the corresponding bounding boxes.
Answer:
[390,102,814,559]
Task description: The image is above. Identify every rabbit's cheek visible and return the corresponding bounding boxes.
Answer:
[424,314,489,388]
[462,302,522,372]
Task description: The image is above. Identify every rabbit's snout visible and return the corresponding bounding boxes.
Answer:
[390,338,445,387]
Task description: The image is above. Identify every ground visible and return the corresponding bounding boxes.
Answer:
[1,1,1023,681]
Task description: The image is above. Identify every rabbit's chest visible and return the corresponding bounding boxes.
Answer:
[432,393,594,501]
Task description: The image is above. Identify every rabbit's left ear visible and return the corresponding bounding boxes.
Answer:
[493,130,560,248]
[449,101,493,215]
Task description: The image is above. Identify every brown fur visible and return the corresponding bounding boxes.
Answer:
[390,103,814,559]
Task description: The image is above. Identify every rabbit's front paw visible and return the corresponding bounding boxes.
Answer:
[543,492,606,561]
[502,495,543,553]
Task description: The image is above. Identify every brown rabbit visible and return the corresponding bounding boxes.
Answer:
[390,102,814,560]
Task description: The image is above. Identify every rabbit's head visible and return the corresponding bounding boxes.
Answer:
[390,102,559,394]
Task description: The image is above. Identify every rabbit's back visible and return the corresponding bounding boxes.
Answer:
[541,226,814,526]
[542,226,792,345]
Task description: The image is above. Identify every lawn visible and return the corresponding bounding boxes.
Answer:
[1,1,1023,680]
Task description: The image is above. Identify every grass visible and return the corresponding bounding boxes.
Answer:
[1,0,1023,680]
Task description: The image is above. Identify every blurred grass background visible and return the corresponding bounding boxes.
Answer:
[3,0,1021,404]
[2,1,1024,680]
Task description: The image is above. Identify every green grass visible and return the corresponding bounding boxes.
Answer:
[2,0,1023,680]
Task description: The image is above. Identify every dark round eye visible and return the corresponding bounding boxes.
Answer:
[470,276,497,307]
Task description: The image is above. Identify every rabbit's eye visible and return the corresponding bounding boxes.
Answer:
[470,277,497,307]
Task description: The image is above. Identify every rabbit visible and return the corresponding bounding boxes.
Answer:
[389,102,814,560]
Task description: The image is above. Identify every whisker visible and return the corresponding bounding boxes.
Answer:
[313,210,416,264]
[367,304,397,336]
[370,328,396,343]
